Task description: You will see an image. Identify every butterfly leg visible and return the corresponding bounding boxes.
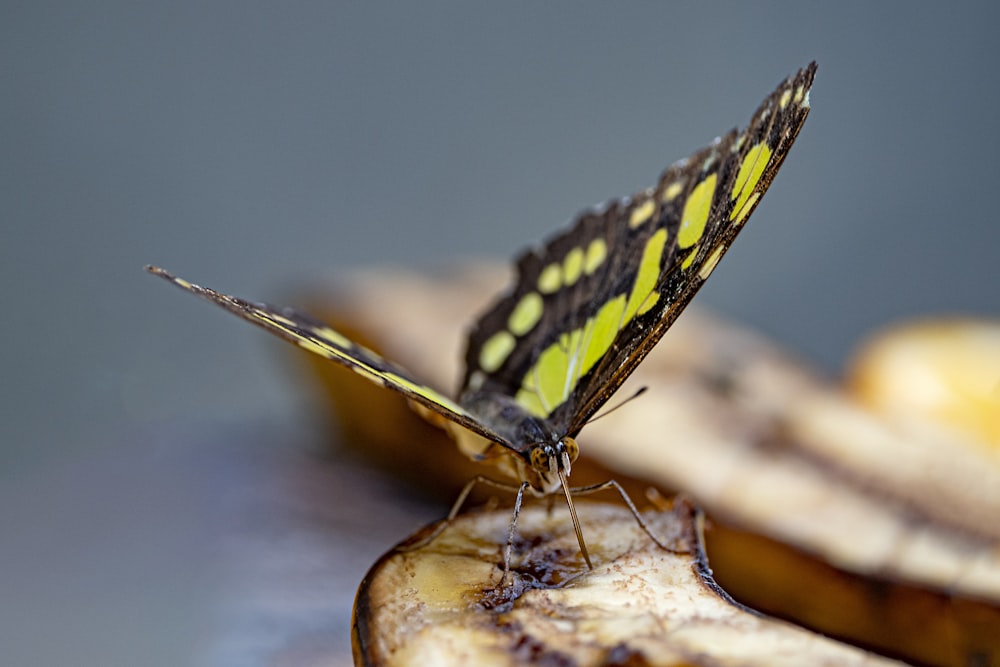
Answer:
[397,475,523,555]
[498,481,531,589]
[570,479,688,555]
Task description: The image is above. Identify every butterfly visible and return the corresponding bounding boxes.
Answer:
[149,62,815,579]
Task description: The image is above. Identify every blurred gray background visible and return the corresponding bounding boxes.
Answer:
[2,2,998,665]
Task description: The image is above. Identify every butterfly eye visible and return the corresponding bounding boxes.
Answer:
[529,447,548,472]
[563,437,579,463]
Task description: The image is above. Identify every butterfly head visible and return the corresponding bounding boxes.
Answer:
[526,436,579,491]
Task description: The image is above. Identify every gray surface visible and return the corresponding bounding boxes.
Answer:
[2,2,998,665]
[0,419,436,666]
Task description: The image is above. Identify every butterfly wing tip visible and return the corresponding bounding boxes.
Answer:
[146,266,194,291]
[145,265,177,280]
[800,62,818,86]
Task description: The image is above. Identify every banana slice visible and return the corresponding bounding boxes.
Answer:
[352,499,905,667]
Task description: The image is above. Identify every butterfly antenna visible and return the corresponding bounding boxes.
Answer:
[558,468,593,569]
[585,386,648,425]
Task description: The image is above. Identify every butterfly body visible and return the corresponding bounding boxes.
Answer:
[453,387,577,495]
[149,62,816,573]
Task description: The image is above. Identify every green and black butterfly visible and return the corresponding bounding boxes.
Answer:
[149,62,815,577]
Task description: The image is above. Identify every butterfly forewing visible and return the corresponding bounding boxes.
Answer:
[146,266,515,449]
[462,63,815,436]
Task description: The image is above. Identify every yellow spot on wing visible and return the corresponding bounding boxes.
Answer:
[538,263,562,294]
[352,365,384,384]
[313,326,353,350]
[563,247,584,285]
[580,294,626,374]
[296,338,335,358]
[731,143,772,223]
[525,328,584,416]
[289,332,389,384]
[584,238,607,275]
[699,244,725,280]
[515,385,547,418]
[779,88,792,109]
[625,228,667,321]
[479,330,516,372]
[266,313,297,327]
[515,359,549,417]
[662,181,684,202]
[383,372,465,414]
[508,292,543,336]
[629,199,656,228]
[681,247,698,270]
[678,174,717,249]
[636,291,659,316]
[733,193,760,225]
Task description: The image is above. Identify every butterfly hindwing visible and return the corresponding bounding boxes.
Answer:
[462,63,815,436]
[146,266,514,448]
